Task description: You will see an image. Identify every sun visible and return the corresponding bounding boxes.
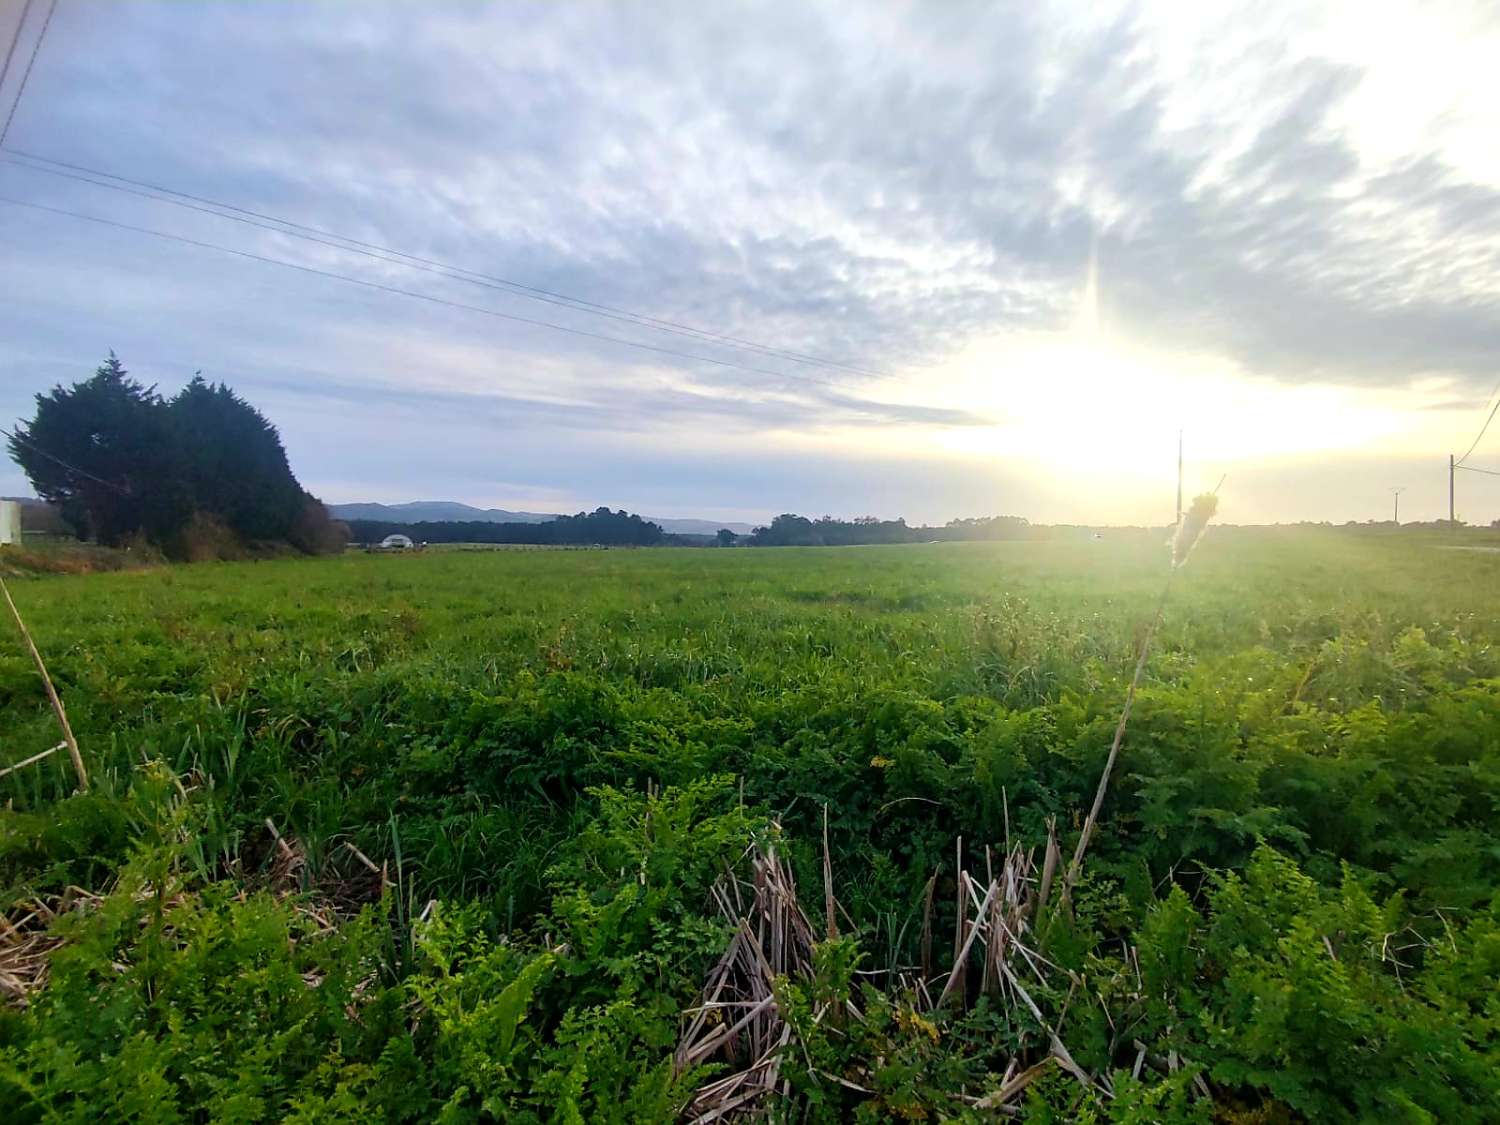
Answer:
[931,328,1405,469]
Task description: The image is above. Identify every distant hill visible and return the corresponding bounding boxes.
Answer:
[329,501,556,524]
[328,501,755,537]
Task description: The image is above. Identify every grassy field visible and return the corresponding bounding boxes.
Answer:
[2,530,1498,1121]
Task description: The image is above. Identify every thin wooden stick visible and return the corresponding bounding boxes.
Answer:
[264,817,295,859]
[0,575,87,790]
[343,841,382,874]
[1060,575,1172,906]
[0,741,64,779]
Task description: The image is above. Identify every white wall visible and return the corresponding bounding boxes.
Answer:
[0,500,21,545]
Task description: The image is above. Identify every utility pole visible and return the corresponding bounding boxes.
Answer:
[1392,487,1405,525]
[1175,430,1183,527]
[1449,454,1456,525]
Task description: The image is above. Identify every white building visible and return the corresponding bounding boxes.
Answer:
[0,500,21,546]
[378,533,415,550]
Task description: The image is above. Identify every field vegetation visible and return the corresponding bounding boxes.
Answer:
[1,530,1498,1121]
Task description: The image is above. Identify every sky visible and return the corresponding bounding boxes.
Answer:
[2,0,1499,527]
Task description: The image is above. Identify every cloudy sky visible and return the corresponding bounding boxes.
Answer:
[3,0,1499,526]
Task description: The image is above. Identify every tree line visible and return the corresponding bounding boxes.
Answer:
[349,513,1048,549]
[8,354,344,559]
[348,508,666,547]
[739,513,1035,547]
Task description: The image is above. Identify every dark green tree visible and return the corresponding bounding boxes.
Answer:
[167,376,305,541]
[715,528,738,547]
[9,355,343,558]
[7,353,187,545]
[748,513,819,546]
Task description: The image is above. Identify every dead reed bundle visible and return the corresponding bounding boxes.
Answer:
[0,875,355,1010]
[676,842,818,1120]
[1,821,383,1010]
[0,886,102,1007]
[933,830,1099,1099]
[676,818,1110,1120]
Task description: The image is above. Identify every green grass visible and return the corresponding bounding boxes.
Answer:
[2,529,1498,1121]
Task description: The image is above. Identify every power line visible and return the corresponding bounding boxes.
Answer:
[1,426,133,494]
[0,148,886,380]
[1456,463,1500,478]
[0,0,53,148]
[2,152,879,379]
[0,194,874,399]
[1455,375,1500,466]
[0,0,37,104]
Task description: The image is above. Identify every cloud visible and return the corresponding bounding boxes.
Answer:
[3,0,1499,520]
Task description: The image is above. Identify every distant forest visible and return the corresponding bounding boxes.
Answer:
[348,512,1043,548]
[347,508,667,546]
[743,514,1035,546]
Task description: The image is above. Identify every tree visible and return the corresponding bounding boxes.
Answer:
[748,514,818,546]
[715,528,738,547]
[7,353,186,545]
[9,354,343,558]
[168,376,304,541]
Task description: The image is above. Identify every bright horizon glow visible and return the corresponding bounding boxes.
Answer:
[768,256,1485,526]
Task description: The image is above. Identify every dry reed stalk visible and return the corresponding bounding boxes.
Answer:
[951,837,969,1000]
[1060,491,1221,908]
[919,869,937,981]
[676,841,820,1121]
[938,877,1000,1007]
[1059,578,1170,907]
[0,884,182,1008]
[0,574,87,790]
[1036,817,1060,918]
[973,1059,1056,1110]
[0,740,64,779]
[263,817,307,890]
[679,823,1129,1118]
[821,805,837,941]
[343,841,382,874]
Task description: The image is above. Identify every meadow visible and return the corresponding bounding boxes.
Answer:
[2,530,1498,1122]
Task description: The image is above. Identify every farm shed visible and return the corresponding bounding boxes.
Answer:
[378,534,415,549]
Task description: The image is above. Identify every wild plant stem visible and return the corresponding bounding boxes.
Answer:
[0,573,88,791]
[1060,571,1174,905]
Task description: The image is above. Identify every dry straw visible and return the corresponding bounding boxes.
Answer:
[676,819,1098,1120]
